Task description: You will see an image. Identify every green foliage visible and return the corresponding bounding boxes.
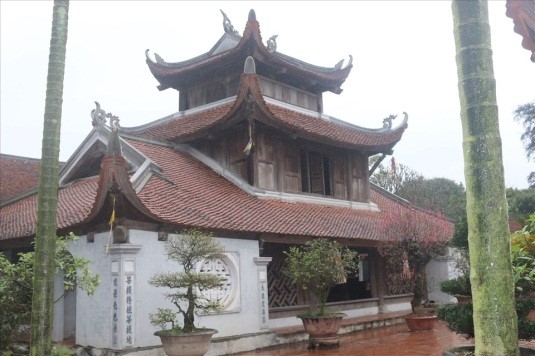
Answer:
[440,276,471,297]
[149,228,226,333]
[369,157,424,194]
[284,238,358,316]
[438,298,535,340]
[507,188,535,223]
[437,303,474,338]
[514,102,535,188]
[449,213,468,250]
[516,298,535,340]
[149,308,179,332]
[396,178,466,221]
[0,233,100,352]
[51,345,75,356]
[514,102,535,160]
[511,214,535,296]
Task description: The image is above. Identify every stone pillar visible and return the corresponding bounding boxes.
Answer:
[109,244,141,350]
[371,250,387,313]
[254,257,272,329]
[52,273,64,342]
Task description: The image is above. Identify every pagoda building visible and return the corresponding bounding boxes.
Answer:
[0,9,452,355]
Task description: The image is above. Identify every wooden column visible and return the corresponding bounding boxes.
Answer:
[370,249,386,313]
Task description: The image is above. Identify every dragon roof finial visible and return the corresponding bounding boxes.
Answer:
[220,10,239,36]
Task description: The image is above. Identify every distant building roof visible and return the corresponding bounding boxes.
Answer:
[0,154,41,203]
[506,0,535,62]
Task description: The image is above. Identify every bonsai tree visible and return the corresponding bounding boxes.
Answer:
[149,228,226,334]
[284,238,358,317]
[379,207,450,313]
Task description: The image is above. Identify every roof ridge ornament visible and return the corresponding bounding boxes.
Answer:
[382,112,408,130]
[335,55,353,70]
[91,101,120,130]
[220,9,239,36]
[267,35,278,53]
[248,9,256,22]
[244,56,256,74]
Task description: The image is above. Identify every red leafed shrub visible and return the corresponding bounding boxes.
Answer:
[379,206,452,311]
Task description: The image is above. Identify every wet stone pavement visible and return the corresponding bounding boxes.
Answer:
[238,321,535,356]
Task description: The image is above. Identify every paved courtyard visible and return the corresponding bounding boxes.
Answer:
[239,321,535,356]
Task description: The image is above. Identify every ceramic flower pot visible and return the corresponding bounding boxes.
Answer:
[298,313,346,349]
[155,329,217,356]
[403,314,438,331]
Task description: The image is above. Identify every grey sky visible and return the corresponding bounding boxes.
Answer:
[1,1,533,188]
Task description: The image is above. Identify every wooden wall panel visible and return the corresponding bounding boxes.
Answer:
[283,141,301,193]
[257,131,276,190]
[332,155,347,199]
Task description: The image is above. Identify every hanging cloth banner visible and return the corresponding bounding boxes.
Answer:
[105,196,116,254]
[243,116,254,156]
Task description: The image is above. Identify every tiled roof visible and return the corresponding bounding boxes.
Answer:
[0,177,98,239]
[136,103,234,141]
[0,155,41,203]
[146,10,352,91]
[135,72,406,151]
[265,104,406,150]
[0,141,451,242]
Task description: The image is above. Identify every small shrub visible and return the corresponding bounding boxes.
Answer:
[516,298,535,340]
[284,238,358,316]
[0,233,100,352]
[51,345,75,356]
[438,298,535,340]
[437,303,474,338]
[440,275,471,296]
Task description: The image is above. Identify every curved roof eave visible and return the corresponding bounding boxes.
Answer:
[146,9,353,90]
[136,58,407,153]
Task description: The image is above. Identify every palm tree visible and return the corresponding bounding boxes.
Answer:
[451,1,518,354]
[30,1,70,354]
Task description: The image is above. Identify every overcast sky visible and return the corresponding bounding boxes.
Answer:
[1,1,533,188]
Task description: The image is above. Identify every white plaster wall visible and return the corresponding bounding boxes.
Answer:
[68,232,114,348]
[128,230,263,347]
[425,249,458,304]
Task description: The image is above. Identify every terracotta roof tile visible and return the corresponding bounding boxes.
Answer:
[0,142,450,242]
[135,100,405,151]
[0,155,41,203]
[127,140,448,241]
[138,103,233,140]
[0,177,98,239]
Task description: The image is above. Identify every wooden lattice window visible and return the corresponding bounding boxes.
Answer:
[266,247,298,308]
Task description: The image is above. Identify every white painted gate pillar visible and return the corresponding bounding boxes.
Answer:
[109,244,141,350]
[254,257,272,329]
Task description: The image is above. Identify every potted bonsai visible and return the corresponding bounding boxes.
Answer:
[284,238,358,349]
[379,207,450,331]
[149,228,226,356]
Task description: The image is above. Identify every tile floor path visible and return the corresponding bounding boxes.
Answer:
[238,321,535,355]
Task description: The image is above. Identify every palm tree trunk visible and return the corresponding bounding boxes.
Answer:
[451,1,518,354]
[30,1,69,354]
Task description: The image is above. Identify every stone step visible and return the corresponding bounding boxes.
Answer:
[271,310,412,338]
